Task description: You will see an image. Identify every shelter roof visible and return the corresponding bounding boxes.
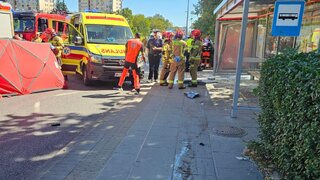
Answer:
[214,0,275,20]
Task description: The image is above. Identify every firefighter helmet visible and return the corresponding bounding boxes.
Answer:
[175,29,184,39]
[191,29,201,38]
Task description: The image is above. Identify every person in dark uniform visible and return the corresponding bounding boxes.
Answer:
[146,29,163,82]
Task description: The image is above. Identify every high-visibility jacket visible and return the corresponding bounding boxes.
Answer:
[50,36,64,58]
[126,38,143,63]
[186,38,193,53]
[172,39,186,59]
[162,41,173,63]
[190,39,202,60]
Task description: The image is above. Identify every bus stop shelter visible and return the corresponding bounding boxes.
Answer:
[213,0,320,117]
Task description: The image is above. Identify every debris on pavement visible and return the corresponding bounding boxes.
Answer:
[51,123,61,127]
[184,91,200,99]
[236,156,249,161]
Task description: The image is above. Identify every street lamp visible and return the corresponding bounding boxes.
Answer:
[186,0,190,36]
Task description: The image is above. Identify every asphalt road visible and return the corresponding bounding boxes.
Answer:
[0,75,138,180]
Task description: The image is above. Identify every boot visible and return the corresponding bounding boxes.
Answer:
[188,83,197,87]
[168,84,173,89]
[113,86,123,91]
[178,85,186,89]
[134,89,140,95]
[160,82,169,86]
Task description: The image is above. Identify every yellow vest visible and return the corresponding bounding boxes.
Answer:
[163,41,173,63]
[50,36,64,58]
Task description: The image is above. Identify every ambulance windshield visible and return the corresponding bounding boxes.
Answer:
[86,24,133,44]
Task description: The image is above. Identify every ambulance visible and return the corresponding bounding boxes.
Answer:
[0,2,14,39]
[61,12,135,85]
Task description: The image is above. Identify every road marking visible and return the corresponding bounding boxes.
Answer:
[54,91,80,97]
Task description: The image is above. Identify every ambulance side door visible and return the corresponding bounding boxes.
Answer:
[61,23,86,75]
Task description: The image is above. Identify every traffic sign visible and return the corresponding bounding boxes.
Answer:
[271,0,305,36]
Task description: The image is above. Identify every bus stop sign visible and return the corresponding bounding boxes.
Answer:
[272,0,305,36]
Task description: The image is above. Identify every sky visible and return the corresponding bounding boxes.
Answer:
[64,0,199,27]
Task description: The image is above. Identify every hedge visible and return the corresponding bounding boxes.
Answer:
[255,49,320,179]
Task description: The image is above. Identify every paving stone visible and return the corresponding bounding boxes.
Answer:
[172,174,217,180]
[216,168,263,180]
[136,146,175,166]
[97,153,136,180]
[211,135,246,153]
[114,136,145,155]
[145,135,177,149]
[241,127,260,142]
[128,162,173,180]
[147,126,178,138]
[213,152,256,169]
[65,170,97,180]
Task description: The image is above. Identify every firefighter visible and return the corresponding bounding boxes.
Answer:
[115,33,145,94]
[40,28,68,89]
[188,29,203,87]
[167,29,187,89]
[159,31,174,86]
[185,35,193,72]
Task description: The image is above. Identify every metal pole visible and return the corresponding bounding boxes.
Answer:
[276,36,280,55]
[213,20,220,76]
[186,0,190,35]
[231,0,250,118]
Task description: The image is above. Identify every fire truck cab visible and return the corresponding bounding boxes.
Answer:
[13,11,68,41]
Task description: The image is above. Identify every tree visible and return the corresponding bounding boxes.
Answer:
[132,14,150,37]
[116,8,134,28]
[51,0,68,15]
[192,0,222,38]
[148,14,173,33]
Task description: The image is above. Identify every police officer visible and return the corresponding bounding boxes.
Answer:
[159,31,174,86]
[167,29,187,89]
[146,29,163,82]
[189,29,203,87]
[116,33,145,94]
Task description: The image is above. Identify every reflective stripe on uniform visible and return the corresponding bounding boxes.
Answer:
[168,80,174,83]
[192,80,197,83]
[178,80,184,84]
[160,80,166,83]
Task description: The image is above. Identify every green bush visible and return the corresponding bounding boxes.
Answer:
[256,49,320,179]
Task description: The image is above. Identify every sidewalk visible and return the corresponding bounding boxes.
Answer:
[38,70,263,180]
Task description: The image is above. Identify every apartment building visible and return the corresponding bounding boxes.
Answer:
[79,0,122,13]
[5,0,54,13]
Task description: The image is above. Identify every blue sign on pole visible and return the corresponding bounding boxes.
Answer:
[271,0,305,36]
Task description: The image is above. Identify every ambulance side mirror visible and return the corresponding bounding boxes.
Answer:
[74,36,83,45]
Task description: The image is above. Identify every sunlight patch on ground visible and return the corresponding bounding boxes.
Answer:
[30,149,67,161]
[33,130,59,136]
[54,92,80,97]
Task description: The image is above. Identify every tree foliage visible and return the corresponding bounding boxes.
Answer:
[255,49,320,179]
[132,14,150,37]
[51,0,68,15]
[192,0,222,37]
[148,14,173,33]
[116,8,134,28]
[117,10,173,38]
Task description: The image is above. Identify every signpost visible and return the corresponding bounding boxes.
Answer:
[272,0,305,36]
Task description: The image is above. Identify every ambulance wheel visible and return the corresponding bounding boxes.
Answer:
[82,65,92,86]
